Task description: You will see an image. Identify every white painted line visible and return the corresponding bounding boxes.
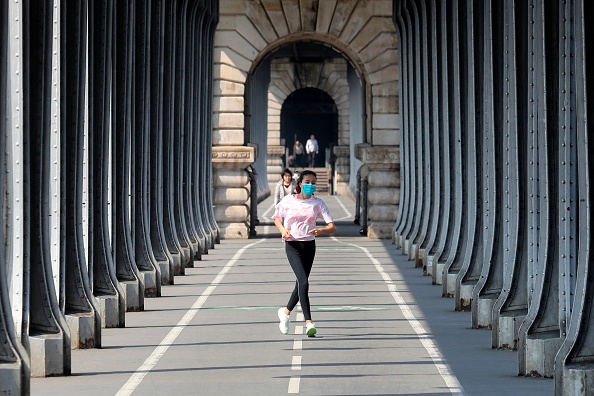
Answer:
[334,195,352,220]
[116,238,268,396]
[261,201,276,220]
[293,339,302,351]
[291,356,302,370]
[295,325,303,335]
[296,313,304,322]
[288,376,300,393]
[331,237,466,396]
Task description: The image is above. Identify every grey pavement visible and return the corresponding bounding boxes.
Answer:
[31,194,553,396]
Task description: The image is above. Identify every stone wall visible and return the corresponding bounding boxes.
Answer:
[214,0,400,238]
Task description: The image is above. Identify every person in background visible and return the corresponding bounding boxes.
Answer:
[273,170,336,337]
[293,140,305,167]
[274,168,296,207]
[305,134,319,167]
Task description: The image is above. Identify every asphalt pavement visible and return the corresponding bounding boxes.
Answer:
[31,193,553,395]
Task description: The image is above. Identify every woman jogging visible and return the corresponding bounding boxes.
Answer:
[272,170,336,337]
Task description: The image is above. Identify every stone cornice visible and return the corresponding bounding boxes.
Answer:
[333,145,350,157]
[355,144,400,170]
[212,146,255,169]
[267,145,285,156]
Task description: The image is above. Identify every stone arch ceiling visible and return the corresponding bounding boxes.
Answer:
[214,0,399,147]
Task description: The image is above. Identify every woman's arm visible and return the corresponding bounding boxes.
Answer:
[310,222,336,236]
[274,218,291,239]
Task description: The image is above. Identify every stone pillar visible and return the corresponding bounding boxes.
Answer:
[267,145,285,193]
[356,144,400,239]
[212,146,255,239]
[333,145,351,198]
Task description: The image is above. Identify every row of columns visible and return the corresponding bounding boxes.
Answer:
[393,0,593,394]
[0,0,219,392]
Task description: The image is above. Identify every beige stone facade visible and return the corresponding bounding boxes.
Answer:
[213,0,400,239]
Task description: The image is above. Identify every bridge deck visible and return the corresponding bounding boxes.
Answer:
[31,195,553,395]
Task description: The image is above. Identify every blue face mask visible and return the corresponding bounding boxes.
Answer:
[302,183,316,195]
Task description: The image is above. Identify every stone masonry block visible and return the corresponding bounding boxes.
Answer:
[215,63,247,83]
[215,96,245,112]
[236,16,268,50]
[214,187,249,204]
[215,47,251,75]
[370,65,399,85]
[246,1,279,42]
[262,1,290,37]
[350,17,395,53]
[214,80,245,96]
[66,313,95,349]
[30,334,63,377]
[213,129,244,146]
[215,31,257,61]
[214,112,244,129]
[120,280,140,312]
[373,96,398,113]
[96,295,119,328]
[213,170,249,187]
[372,128,400,145]
[360,32,398,63]
[373,113,400,129]
[214,205,249,223]
[0,363,20,393]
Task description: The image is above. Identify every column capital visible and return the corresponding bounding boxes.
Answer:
[355,144,400,170]
[212,146,255,170]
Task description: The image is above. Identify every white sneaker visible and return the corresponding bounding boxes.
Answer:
[278,308,290,334]
[306,322,317,337]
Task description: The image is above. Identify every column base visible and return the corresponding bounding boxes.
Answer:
[496,312,525,350]
[218,222,250,239]
[29,333,64,377]
[367,222,395,239]
[66,312,96,349]
[0,363,20,392]
[120,280,141,311]
[140,270,158,297]
[96,295,119,328]
[523,332,562,377]
[474,295,496,329]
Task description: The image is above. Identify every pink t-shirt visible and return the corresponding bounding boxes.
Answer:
[273,194,334,241]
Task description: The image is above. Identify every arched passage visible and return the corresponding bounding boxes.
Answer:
[281,87,338,169]
[213,0,400,239]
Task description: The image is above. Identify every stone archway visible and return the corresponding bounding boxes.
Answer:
[213,0,400,239]
[266,55,351,196]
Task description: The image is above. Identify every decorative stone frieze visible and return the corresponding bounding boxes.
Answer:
[212,146,255,169]
[356,144,400,170]
[212,146,255,239]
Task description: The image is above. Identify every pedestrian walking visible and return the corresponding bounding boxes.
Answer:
[274,168,296,207]
[293,140,305,167]
[305,134,319,167]
[273,170,336,337]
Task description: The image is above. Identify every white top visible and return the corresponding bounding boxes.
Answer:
[273,194,334,241]
[306,138,318,153]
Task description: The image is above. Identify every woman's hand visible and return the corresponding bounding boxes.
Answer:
[282,229,292,239]
[309,223,336,236]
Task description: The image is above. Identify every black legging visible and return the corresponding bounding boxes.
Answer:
[285,240,316,321]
